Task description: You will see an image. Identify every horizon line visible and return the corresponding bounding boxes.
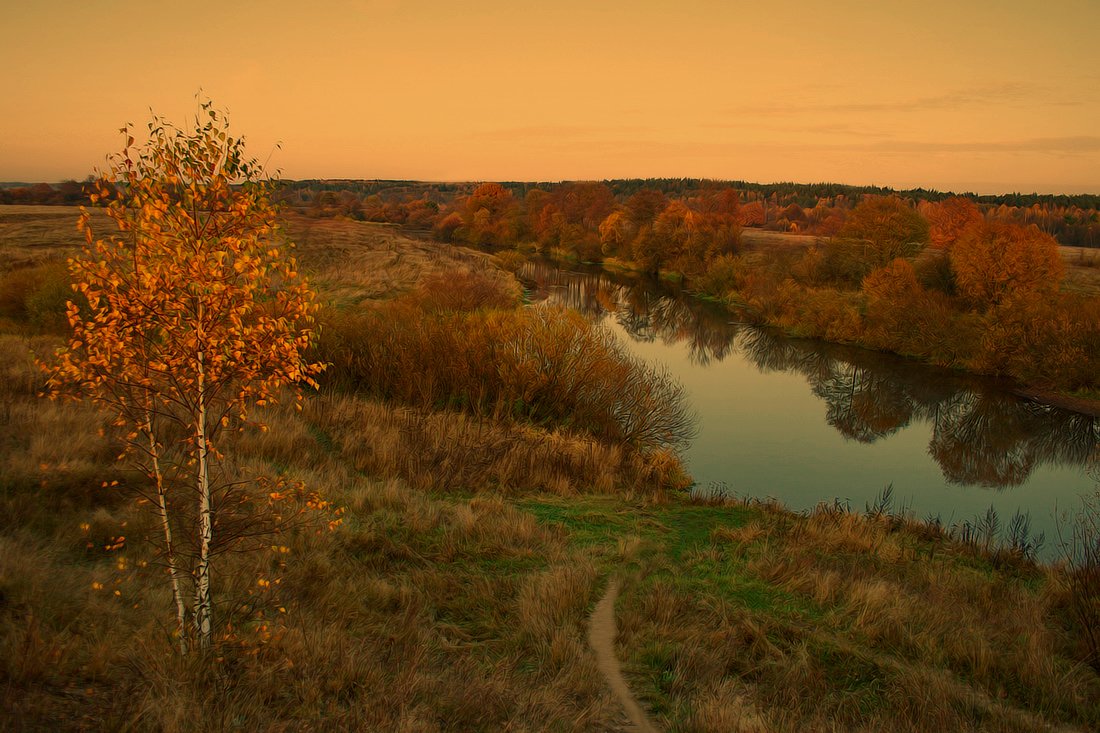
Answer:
[2,176,1098,199]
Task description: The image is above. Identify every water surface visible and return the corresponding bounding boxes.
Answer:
[521,260,1099,555]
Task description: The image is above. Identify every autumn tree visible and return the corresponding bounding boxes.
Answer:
[950,221,1064,309]
[923,196,983,250]
[826,196,929,284]
[738,200,766,227]
[45,103,325,652]
[624,188,669,229]
[631,201,695,275]
[462,182,517,245]
[599,209,633,257]
[693,188,742,259]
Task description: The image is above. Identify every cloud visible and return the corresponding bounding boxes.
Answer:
[468,124,650,141]
[699,121,895,138]
[727,83,1080,118]
[848,136,1100,155]
[497,134,1100,160]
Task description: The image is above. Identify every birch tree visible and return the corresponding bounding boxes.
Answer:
[45,102,324,652]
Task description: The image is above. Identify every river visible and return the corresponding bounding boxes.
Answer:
[520,260,1100,558]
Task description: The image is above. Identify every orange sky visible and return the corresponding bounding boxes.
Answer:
[2,0,1098,194]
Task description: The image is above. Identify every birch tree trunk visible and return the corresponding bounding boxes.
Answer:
[145,409,189,654]
[194,348,214,650]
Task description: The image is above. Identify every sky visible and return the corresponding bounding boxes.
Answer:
[1,0,1098,194]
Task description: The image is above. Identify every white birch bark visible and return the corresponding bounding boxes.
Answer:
[194,348,214,650]
[145,409,189,654]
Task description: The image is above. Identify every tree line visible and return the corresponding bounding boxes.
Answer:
[6,177,1098,246]
[268,179,1100,248]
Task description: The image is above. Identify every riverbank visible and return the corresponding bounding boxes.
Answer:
[1011,386,1100,419]
[518,238,1100,419]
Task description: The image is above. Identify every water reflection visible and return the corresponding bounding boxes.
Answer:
[521,260,1100,489]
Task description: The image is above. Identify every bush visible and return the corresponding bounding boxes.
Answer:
[693,254,748,299]
[913,250,957,295]
[411,268,520,313]
[972,293,1100,389]
[314,298,694,453]
[432,212,464,243]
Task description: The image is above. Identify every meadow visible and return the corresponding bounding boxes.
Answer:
[1,205,1098,731]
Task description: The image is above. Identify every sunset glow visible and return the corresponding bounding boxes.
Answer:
[2,0,1098,193]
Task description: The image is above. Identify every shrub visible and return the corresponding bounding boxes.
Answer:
[314,299,694,454]
[412,268,520,312]
[432,212,464,243]
[693,254,748,299]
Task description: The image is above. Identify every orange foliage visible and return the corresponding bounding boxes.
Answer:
[525,183,615,258]
[739,200,766,227]
[862,259,921,304]
[432,212,464,242]
[924,197,983,250]
[598,209,633,255]
[837,196,929,267]
[624,189,669,228]
[950,221,1064,309]
[463,183,517,245]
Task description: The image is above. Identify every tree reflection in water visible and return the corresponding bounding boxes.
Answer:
[520,260,1100,489]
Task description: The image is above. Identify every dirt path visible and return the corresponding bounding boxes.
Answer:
[589,579,660,733]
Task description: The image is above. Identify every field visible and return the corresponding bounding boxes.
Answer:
[1,205,1099,731]
[1060,245,1100,295]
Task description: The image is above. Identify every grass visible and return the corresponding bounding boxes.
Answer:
[2,205,1099,731]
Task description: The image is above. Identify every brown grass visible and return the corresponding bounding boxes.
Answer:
[738,227,820,253]
[281,212,513,307]
[0,211,647,730]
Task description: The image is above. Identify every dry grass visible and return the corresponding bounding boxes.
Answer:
[281,212,513,307]
[0,211,643,730]
[739,228,819,253]
[600,499,1100,732]
[306,394,680,497]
